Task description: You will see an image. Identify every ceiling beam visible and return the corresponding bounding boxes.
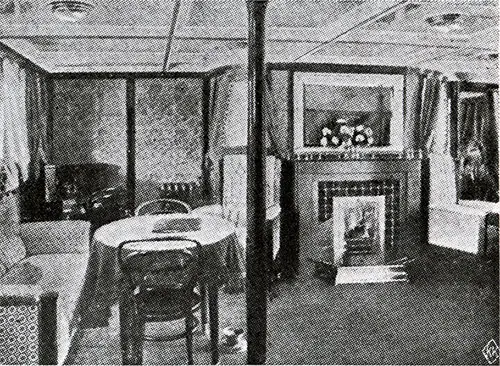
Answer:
[164,0,193,71]
[406,47,463,65]
[0,39,52,71]
[39,51,165,65]
[338,29,472,48]
[0,24,338,43]
[176,26,336,43]
[419,59,498,82]
[292,55,406,66]
[49,65,166,73]
[295,0,409,61]
[411,0,497,6]
[39,51,235,67]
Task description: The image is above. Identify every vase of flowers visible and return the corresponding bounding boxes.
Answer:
[320,118,374,149]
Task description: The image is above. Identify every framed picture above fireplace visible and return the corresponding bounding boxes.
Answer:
[293,72,405,152]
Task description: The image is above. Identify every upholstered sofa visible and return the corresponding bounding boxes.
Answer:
[0,194,90,364]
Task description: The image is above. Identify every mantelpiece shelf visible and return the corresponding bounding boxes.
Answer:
[293,147,422,161]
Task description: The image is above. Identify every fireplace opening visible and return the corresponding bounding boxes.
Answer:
[332,195,386,266]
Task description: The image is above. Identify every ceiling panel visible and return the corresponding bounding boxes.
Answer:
[267,40,320,59]
[185,0,367,29]
[186,0,247,28]
[365,1,498,35]
[0,0,176,26]
[266,0,365,28]
[0,0,497,80]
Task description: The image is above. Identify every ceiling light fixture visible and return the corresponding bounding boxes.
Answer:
[47,0,95,23]
[426,13,462,33]
[477,52,498,62]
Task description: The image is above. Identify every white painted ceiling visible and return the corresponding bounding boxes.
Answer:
[0,0,498,81]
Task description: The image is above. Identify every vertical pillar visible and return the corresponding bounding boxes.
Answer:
[246,0,268,364]
[46,77,54,163]
[448,81,460,160]
[201,76,212,200]
[126,78,136,213]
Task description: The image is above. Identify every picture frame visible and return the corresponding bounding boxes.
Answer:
[293,72,405,152]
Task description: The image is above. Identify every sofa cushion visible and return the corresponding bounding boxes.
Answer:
[0,194,25,274]
[0,231,27,272]
[0,253,89,364]
[0,194,21,239]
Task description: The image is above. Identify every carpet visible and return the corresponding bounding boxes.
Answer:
[70,251,498,365]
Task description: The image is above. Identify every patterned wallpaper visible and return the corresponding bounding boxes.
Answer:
[52,78,204,205]
[135,78,203,204]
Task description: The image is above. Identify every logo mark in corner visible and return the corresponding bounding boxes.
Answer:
[483,339,500,364]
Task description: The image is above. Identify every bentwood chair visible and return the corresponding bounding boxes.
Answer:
[134,199,192,216]
[117,238,203,365]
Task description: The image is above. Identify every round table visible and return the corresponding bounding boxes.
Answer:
[79,213,243,364]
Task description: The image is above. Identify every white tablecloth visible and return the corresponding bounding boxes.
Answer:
[79,213,244,328]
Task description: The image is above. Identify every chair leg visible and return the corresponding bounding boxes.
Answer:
[119,290,136,365]
[185,296,195,365]
[133,316,145,365]
[185,316,194,365]
[200,284,207,334]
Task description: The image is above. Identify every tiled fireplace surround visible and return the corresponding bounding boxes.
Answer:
[295,157,423,264]
[318,179,400,251]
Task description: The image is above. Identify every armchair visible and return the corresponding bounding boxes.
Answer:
[427,153,498,256]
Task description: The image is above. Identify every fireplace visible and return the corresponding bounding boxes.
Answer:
[319,179,400,251]
[294,158,423,265]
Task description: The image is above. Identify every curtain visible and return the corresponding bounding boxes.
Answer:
[483,90,498,182]
[25,69,48,181]
[265,74,290,160]
[418,71,445,154]
[457,90,498,201]
[204,69,235,202]
[1,58,30,193]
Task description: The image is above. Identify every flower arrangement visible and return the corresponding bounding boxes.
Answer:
[320,118,374,149]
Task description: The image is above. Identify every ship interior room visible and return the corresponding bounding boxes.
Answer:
[0,0,498,365]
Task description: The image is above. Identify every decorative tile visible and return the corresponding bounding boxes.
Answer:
[318,179,400,248]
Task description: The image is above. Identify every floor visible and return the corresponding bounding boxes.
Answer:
[71,249,499,365]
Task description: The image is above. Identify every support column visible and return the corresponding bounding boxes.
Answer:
[246,0,268,364]
[447,81,460,160]
[126,78,136,213]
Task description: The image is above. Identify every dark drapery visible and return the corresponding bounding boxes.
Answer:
[418,71,443,154]
[20,69,49,220]
[458,90,498,202]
